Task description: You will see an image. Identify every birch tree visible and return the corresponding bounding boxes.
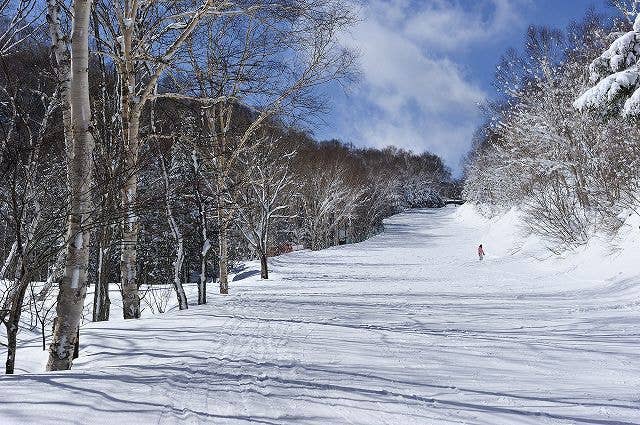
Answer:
[233,136,295,279]
[93,0,234,318]
[0,40,66,374]
[191,149,213,305]
[89,5,122,323]
[47,0,96,371]
[46,0,72,161]
[182,0,355,293]
[159,144,188,310]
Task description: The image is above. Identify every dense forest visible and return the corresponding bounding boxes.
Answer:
[0,0,456,373]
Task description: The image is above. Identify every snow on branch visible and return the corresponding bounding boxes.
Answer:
[574,68,639,112]
[574,14,640,116]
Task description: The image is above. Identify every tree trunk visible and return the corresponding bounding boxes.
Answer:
[5,260,28,375]
[161,156,188,310]
[46,0,73,166]
[41,320,46,351]
[47,0,95,371]
[73,326,79,359]
[172,241,188,310]
[92,232,110,321]
[260,252,268,280]
[120,117,141,319]
[119,14,141,319]
[219,218,229,294]
[198,236,209,305]
[5,317,18,374]
[0,241,17,280]
[217,156,229,294]
[194,157,208,305]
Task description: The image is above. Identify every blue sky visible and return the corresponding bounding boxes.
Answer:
[313,0,614,175]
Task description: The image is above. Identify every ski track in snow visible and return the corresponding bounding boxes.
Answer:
[1,208,640,424]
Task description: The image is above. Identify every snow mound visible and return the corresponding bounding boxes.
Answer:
[451,202,488,226]
[453,204,541,258]
[455,203,640,296]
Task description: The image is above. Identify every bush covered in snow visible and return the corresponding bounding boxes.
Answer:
[464,11,640,247]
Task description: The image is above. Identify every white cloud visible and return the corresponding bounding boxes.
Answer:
[352,17,485,115]
[359,110,478,169]
[341,0,528,172]
[404,0,526,51]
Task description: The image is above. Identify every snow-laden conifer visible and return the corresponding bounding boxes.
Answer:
[575,14,640,116]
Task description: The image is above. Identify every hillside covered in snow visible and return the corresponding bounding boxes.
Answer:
[2,206,639,424]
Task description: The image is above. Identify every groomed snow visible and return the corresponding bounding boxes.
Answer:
[2,207,640,424]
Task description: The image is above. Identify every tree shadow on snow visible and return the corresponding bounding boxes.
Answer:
[232,270,261,281]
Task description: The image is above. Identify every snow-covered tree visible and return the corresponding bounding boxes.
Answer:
[294,143,366,250]
[574,12,640,116]
[465,13,640,247]
[233,136,295,280]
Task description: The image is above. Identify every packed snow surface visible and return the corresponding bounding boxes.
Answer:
[2,207,640,424]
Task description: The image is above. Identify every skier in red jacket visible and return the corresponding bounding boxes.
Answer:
[478,244,485,261]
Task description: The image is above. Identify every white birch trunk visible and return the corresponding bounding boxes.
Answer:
[161,157,188,310]
[47,0,95,371]
[193,152,208,305]
[172,241,187,310]
[217,166,229,294]
[92,227,111,322]
[46,0,72,170]
[198,205,209,305]
[119,96,141,317]
[218,218,229,294]
[118,16,141,319]
[0,241,17,280]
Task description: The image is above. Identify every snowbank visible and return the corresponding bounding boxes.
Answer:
[452,204,542,258]
[570,210,640,283]
[453,203,640,296]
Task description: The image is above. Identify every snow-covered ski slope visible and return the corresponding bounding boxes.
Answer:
[2,207,640,424]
